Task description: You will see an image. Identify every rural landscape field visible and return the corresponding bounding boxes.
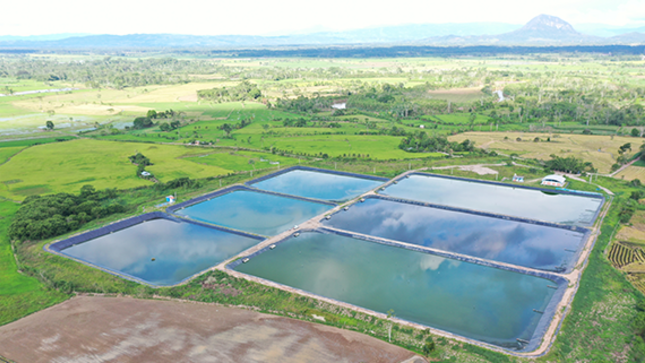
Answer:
[2,5,645,362]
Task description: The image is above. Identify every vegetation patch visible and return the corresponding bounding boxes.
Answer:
[0,200,68,326]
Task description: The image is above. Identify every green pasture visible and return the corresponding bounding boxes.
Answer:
[0,139,236,200]
[0,136,76,148]
[0,77,72,94]
[0,200,68,325]
[258,134,443,159]
[428,113,490,125]
[0,146,24,165]
[184,150,300,172]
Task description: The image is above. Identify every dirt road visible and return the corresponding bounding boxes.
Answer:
[0,296,421,363]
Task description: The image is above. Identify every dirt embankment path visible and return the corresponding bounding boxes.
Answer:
[0,295,421,363]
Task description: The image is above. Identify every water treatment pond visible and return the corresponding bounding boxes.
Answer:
[234,232,557,350]
[174,189,332,236]
[324,198,586,272]
[62,219,261,286]
[380,174,603,226]
[249,169,384,201]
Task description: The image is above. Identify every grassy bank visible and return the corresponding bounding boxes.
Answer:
[0,200,68,325]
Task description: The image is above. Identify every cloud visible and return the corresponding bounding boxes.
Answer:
[0,0,641,36]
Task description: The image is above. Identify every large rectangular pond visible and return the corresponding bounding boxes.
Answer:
[61,218,262,286]
[234,232,558,350]
[249,169,384,202]
[174,189,332,236]
[380,174,603,226]
[323,198,586,272]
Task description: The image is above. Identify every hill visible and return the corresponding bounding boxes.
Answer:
[0,15,643,49]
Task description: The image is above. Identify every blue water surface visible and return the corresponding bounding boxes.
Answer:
[250,170,383,201]
[175,189,332,236]
[235,232,557,350]
[380,174,603,226]
[323,198,586,272]
[62,219,261,285]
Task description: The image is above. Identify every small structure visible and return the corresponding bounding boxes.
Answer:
[419,125,425,129]
[512,174,524,183]
[332,102,346,110]
[141,171,152,177]
[166,195,175,204]
[541,174,566,187]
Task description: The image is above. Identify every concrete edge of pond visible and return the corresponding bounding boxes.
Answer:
[225,227,568,354]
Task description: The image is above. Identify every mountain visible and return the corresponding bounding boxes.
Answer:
[575,24,645,37]
[0,33,91,42]
[0,23,520,49]
[495,14,597,43]
[609,32,645,44]
[0,15,643,49]
[419,14,606,45]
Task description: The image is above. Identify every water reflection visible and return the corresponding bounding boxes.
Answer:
[63,219,261,285]
[324,198,585,271]
[381,175,602,226]
[176,190,332,236]
[236,232,556,349]
[251,170,383,201]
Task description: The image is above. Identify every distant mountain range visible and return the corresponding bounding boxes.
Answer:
[0,15,643,49]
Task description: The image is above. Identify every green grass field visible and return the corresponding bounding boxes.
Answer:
[0,200,68,325]
[0,146,24,165]
[0,136,76,148]
[0,139,240,200]
[252,134,443,159]
[184,150,300,172]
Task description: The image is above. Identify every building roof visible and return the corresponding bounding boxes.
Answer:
[542,174,566,183]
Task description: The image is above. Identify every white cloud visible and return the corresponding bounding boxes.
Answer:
[1,0,643,36]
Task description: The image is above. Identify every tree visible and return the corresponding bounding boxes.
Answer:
[386,309,395,343]
[132,117,153,130]
[220,123,233,137]
[422,338,436,357]
[146,109,157,119]
[45,120,54,130]
[633,128,641,137]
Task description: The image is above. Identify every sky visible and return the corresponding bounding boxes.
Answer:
[2,0,645,36]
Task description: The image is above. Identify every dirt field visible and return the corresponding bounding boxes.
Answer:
[0,296,421,363]
[449,132,637,174]
[427,87,484,103]
[615,165,645,182]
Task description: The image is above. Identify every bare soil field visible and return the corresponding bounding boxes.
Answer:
[449,132,637,173]
[427,87,484,103]
[0,295,420,363]
[615,165,645,182]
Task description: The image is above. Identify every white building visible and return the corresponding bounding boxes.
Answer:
[541,174,566,187]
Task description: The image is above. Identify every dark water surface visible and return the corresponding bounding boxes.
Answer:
[235,232,557,349]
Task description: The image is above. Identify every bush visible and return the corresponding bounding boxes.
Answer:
[546,155,595,174]
[8,185,128,242]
